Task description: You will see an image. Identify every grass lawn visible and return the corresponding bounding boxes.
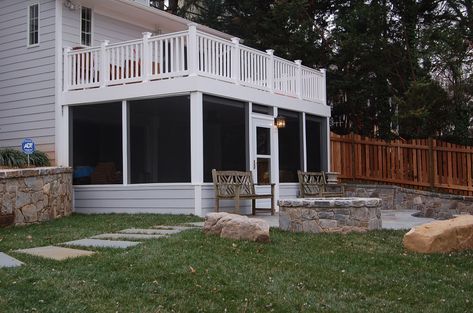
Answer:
[1,214,472,313]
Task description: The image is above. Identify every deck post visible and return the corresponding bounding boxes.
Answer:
[188,23,198,76]
[320,68,327,104]
[63,47,71,91]
[231,37,240,85]
[295,60,302,99]
[266,49,274,93]
[142,32,152,83]
[100,40,109,88]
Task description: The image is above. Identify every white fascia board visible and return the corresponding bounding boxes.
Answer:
[62,76,331,117]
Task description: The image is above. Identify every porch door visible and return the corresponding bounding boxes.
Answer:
[251,115,274,186]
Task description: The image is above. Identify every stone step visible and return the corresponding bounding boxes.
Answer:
[0,252,24,268]
[62,239,140,249]
[14,246,95,261]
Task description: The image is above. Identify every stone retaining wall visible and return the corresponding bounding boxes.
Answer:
[344,183,473,219]
[278,198,382,233]
[0,167,72,226]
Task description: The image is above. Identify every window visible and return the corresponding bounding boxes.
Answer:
[203,96,247,182]
[71,103,123,185]
[81,6,92,46]
[306,115,324,172]
[27,3,39,46]
[129,96,191,183]
[278,109,302,182]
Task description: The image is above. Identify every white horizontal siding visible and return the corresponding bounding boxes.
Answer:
[0,0,56,163]
[279,183,299,198]
[74,185,196,214]
[62,7,148,48]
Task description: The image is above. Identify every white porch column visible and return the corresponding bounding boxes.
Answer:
[188,23,198,76]
[326,116,331,171]
[302,112,307,171]
[190,91,204,216]
[295,60,302,99]
[231,37,241,85]
[122,100,129,185]
[142,32,152,83]
[266,49,274,93]
[273,107,280,212]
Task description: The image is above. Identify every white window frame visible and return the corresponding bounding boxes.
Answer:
[80,6,93,46]
[27,1,40,47]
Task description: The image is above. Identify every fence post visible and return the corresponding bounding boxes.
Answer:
[142,32,152,82]
[266,49,274,93]
[428,137,435,191]
[351,132,356,181]
[63,47,71,91]
[100,40,109,88]
[188,23,198,76]
[231,37,241,85]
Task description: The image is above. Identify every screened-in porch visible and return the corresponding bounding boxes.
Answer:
[70,94,328,215]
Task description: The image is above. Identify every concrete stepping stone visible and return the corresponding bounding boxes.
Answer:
[14,246,95,261]
[135,228,187,235]
[0,252,24,268]
[182,222,204,228]
[63,239,140,249]
[91,233,166,240]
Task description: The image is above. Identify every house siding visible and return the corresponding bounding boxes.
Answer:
[0,0,56,161]
[73,185,195,214]
[62,6,149,48]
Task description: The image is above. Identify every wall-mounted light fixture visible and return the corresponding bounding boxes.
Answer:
[64,0,76,11]
[274,115,286,129]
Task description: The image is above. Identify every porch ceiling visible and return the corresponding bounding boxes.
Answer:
[76,0,233,39]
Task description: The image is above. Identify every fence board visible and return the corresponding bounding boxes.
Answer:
[330,132,473,196]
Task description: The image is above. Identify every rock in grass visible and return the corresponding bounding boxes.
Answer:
[204,212,270,243]
[403,215,473,253]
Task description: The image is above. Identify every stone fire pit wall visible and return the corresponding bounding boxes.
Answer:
[0,167,72,226]
[278,198,382,233]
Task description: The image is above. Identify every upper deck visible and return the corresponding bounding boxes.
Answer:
[62,24,326,107]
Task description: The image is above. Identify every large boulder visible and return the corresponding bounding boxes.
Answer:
[204,212,270,243]
[403,215,473,253]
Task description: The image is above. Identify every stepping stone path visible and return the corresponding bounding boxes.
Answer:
[63,239,141,249]
[3,222,203,267]
[91,233,166,240]
[0,252,24,268]
[15,246,95,261]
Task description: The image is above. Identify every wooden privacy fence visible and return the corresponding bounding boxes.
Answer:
[330,133,473,196]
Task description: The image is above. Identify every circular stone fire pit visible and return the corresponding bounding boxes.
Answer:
[278,197,382,233]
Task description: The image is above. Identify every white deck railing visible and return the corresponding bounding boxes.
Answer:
[64,25,326,103]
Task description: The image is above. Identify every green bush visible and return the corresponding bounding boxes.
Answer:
[0,149,50,168]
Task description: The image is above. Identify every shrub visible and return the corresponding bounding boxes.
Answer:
[0,149,50,168]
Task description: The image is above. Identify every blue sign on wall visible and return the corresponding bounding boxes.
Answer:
[21,138,35,155]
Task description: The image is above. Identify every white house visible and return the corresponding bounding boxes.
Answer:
[0,0,331,216]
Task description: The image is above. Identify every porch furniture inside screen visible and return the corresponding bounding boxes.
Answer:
[212,169,275,215]
[297,171,345,198]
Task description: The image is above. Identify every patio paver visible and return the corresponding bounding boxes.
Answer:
[143,228,189,235]
[14,246,95,261]
[91,233,167,240]
[0,252,24,268]
[62,239,140,249]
